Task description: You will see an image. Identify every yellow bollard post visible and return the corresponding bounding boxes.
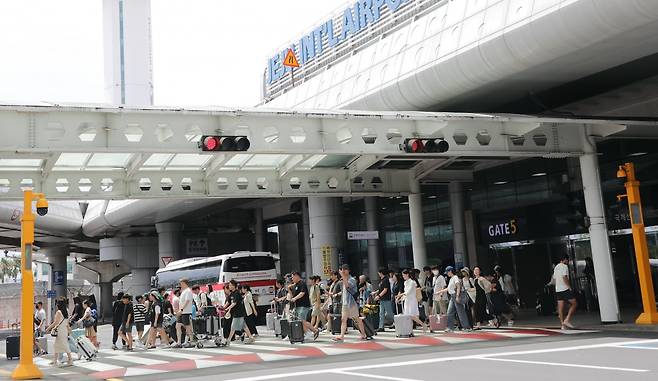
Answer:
[11,190,46,380]
[617,163,658,325]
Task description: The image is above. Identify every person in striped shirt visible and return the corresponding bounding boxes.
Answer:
[133,295,147,346]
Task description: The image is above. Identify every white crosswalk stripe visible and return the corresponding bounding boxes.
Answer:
[103,354,169,365]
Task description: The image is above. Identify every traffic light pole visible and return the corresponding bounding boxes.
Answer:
[617,162,658,325]
[12,190,46,380]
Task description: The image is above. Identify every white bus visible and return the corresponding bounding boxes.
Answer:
[153,251,278,319]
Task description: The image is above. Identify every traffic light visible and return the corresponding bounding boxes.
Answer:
[199,136,251,152]
[401,138,449,153]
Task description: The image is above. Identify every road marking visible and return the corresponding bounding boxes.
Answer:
[479,357,648,372]
[227,339,658,381]
[72,360,124,372]
[332,370,423,381]
[105,354,168,365]
[147,349,213,359]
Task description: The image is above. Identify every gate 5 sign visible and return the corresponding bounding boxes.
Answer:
[488,219,518,238]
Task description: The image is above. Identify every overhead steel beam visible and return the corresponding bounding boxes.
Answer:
[0,104,639,200]
[413,157,458,180]
[346,155,383,179]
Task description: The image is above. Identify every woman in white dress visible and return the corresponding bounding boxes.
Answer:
[395,269,427,333]
[46,297,73,367]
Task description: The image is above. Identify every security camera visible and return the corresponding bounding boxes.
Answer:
[36,197,49,216]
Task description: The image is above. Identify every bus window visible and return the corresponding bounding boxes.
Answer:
[157,264,222,290]
[224,256,275,272]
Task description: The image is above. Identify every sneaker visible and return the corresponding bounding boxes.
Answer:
[563,320,575,329]
[182,342,193,348]
[244,337,256,344]
[507,320,515,327]
[225,339,231,347]
[313,330,320,341]
[172,343,182,349]
[112,345,118,351]
[377,328,385,333]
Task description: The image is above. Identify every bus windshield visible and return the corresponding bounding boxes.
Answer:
[223,256,275,272]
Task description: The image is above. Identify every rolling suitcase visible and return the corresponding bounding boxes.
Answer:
[6,336,19,360]
[360,317,375,338]
[266,312,278,331]
[429,314,447,332]
[76,336,97,361]
[35,336,48,355]
[330,314,342,335]
[279,318,290,339]
[394,303,413,338]
[206,316,219,336]
[274,315,282,337]
[289,320,304,344]
[71,328,85,340]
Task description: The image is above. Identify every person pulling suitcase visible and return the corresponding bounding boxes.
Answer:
[332,265,370,342]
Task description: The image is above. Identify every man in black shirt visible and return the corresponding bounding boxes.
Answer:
[289,272,319,340]
[373,268,393,332]
[118,294,134,351]
[112,292,126,350]
[225,280,255,345]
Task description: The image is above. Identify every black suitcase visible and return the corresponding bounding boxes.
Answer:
[279,319,290,339]
[193,317,207,335]
[331,315,342,335]
[360,317,375,338]
[6,336,19,360]
[289,320,304,344]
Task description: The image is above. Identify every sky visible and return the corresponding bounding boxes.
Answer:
[0,0,347,108]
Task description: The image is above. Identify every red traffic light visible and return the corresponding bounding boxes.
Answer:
[202,136,219,151]
[199,136,250,152]
[402,138,449,153]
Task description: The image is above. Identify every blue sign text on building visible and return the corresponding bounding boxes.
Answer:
[268,0,407,84]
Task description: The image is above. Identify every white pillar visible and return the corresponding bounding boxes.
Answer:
[103,0,153,105]
[156,222,183,268]
[365,197,381,282]
[308,197,343,278]
[302,199,313,278]
[254,208,264,252]
[408,180,427,270]
[580,133,621,323]
[449,182,467,269]
[131,268,154,297]
[46,247,68,299]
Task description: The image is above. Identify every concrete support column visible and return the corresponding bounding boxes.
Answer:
[334,198,346,267]
[365,197,381,281]
[254,208,264,252]
[408,180,427,270]
[580,134,621,323]
[449,182,467,269]
[131,268,154,297]
[308,197,343,278]
[156,222,184,268]
[99,282,113,323]
[46,247,68,299]
[302,199,313,278]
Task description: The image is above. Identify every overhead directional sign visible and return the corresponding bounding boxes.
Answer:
[347,231,379,240]
[283,49,300,68]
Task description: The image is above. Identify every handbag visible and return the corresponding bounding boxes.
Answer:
[51,318,65,337]
[466,279,477,303]
[82,317,96,328]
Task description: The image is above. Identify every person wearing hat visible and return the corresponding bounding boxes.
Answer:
[437,266,472,332]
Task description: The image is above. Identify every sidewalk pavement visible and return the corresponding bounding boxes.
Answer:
[513,308,658,332]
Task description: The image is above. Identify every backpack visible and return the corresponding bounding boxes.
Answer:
[90,309,98,320]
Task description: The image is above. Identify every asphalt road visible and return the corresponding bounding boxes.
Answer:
[192,334,658,381]
[1,326,656,381]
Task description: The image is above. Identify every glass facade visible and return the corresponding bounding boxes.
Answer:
[340,139,658,310]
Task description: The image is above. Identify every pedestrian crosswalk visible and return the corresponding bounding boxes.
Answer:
[12,327,595,379]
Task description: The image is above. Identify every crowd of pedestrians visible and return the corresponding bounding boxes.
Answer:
[31,255,580,366]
